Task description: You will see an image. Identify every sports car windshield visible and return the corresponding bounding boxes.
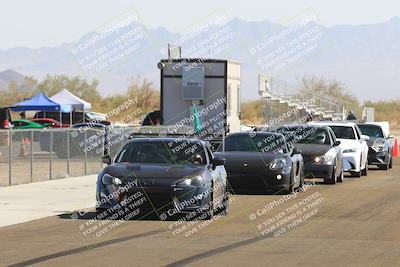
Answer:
[280,127,331,145]
[115,141,207,165]
[223,134,288,153]
[329,126,356,140]
[358,124,384,138]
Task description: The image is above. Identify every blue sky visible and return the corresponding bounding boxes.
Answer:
[1,0,399,49]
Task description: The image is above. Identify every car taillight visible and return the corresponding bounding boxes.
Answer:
[3,119,10,129]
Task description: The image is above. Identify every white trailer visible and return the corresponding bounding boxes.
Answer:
[159,58,241,136]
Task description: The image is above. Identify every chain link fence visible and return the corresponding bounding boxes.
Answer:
[0,127,136,186]
[0,125,224,186]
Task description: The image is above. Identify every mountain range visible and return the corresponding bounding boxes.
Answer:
[0,16,399,102]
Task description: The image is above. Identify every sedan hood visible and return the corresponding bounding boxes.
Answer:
[337,139,359,149]
[105,163,204,184]
[367,137,384,147]
[294,144,331,156]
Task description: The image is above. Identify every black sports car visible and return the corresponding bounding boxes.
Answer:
[96,138,229,220]
[277,125,344,184]
[214,132,304,194]
[357,123,394,170]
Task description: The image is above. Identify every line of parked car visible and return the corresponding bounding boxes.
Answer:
[96,120,396,220]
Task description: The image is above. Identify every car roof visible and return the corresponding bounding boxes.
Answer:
[227,131,285,138]
[277,124,329,130]
[309,121,356,127]
[128,137,206,145]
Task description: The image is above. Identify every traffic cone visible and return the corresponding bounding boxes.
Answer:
[393,138,399,157]
[19,140,27,157]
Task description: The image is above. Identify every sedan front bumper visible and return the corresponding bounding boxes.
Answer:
[342,152,361,172]
[227,168,292,192]
[368,150,389,165]
[97,182,213,216]
[303,163,334,179]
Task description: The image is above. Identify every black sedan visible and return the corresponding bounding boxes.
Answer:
[97,138,229,220]
[357,123,394,170]
[277,125,344,184]
[214,132,304,194]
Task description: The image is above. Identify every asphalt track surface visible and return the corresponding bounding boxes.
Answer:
[1,159,400,267]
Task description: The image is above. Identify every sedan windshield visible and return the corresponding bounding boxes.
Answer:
[358,124,384,138]
[115,140,207,165]
[329,126,356,140]
[222,134,288,153]
[279,127,331,145]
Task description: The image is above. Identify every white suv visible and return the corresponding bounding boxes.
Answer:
[309,121,369,177]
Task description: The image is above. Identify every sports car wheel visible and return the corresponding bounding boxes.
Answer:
[389,156,393,169]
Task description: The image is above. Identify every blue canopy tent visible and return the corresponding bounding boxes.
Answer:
[11,92,66,122]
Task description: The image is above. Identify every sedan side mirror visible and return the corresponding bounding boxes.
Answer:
[361,135,370,141]
[334,140,341,146]
[102,155,111,165]
[212,157,225,169]
[292,147,302,155]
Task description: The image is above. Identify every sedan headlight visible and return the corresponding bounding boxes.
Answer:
[176,176,204,187]
[101,173,122,185]
[314,155,334,165]
[372,140,385,152]
[343,148,357,153]
[270,158,287,170]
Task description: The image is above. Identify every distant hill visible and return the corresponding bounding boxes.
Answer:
[0,69,25,91]
[0,17,399,101]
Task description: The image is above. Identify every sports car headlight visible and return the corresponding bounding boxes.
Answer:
[101,174,122,185]
[343,148,357,153]
[314,155,333,164]
[176,176,204,187]
[270,158,287,170]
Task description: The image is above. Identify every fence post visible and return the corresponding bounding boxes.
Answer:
[84,129,87,176]
[8,130,12,186]
[49,130,53,180]
[30,130,33,183]
[67,129,70,175]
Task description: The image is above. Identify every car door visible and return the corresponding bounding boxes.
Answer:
[329,128,343,176]
[206,146,226,206]
[354,125,368,167]
[288,142,302,187]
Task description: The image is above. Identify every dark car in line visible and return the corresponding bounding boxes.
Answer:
[0,107,11,129]
[214,132,304,194]
[357,123,394,170]
[97,138,229,219]
[276,125,344,184]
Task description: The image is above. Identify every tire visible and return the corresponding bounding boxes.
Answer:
[379,164,389,170]
[284,172,295,194]
[379,155,390,170]
[203,182,214,220]
[298,169,305,189]
[215,186,229,216]
[337,169,344,183]
[361,163,368,176]
[350,170,362,177]
[389,156,393,169]
[324,167,337,184]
